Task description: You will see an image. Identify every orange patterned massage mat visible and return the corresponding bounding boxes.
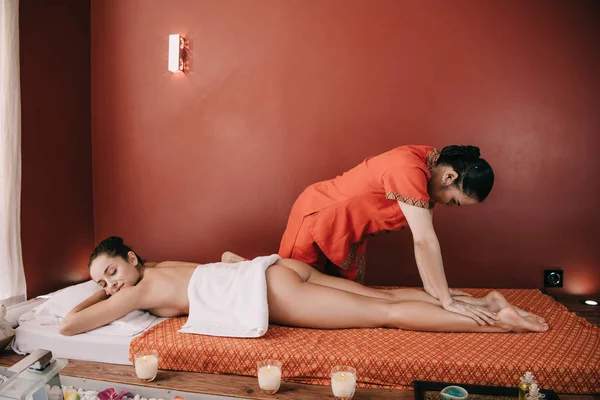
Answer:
[129,289,600,394]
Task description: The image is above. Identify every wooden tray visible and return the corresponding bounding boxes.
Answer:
[414,381,559,400]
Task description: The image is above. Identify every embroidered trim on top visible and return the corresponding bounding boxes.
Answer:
[386,192,435,209]
[338,240,367,284]
[354,252,366,284]
[339,240,362,270]
[426,148,440,171]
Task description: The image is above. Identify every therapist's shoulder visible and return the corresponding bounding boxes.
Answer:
[375,145,435,169]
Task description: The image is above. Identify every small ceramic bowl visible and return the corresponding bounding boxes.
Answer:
[441,385,469,400]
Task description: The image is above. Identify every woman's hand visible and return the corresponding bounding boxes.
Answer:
[442,299,499,325]
[449,288,472,297]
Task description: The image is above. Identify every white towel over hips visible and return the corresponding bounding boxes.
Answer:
[179,254,281,338]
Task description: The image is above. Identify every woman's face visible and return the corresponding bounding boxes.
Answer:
[89,252,140,296]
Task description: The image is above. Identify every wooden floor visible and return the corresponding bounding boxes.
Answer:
[2,294,599,400]
[1,350,598,400]
[0,351,402,400]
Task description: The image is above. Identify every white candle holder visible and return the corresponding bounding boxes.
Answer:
[134,350,159,382]
[256,359,282,394]
[331,365,357,400]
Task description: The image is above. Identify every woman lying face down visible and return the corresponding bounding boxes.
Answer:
[58,236,549,336]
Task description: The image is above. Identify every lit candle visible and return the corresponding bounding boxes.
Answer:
[256,360,282,394]
[331,366,356,400]
[134,350,159,382]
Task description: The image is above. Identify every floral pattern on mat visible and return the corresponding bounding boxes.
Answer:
[129,289,600,394]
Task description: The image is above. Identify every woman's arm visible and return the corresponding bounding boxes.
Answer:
[398,201,498,325]
[63,290,108,318]
[59,286,143,336]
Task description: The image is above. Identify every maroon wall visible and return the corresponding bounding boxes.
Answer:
[20,0,95,298]
[89,0,599,295]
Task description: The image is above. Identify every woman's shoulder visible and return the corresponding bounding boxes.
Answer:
[141,262,197,282]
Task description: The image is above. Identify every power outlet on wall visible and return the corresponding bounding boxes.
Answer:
[544,269,564,288]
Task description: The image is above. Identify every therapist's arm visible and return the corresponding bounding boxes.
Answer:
[398,201,498,325]
[398,201,451,304]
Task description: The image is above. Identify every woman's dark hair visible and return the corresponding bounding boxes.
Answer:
[436,145,494,201]
[88,236,145,268]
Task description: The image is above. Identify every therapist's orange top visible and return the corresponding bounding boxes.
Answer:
[278,145,439,282]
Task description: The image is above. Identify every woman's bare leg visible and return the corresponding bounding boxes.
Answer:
[224,253,545,323]
[275,258,397,301]
[276,259,546,323]
[383,289,545,323]
[222,253,398,301]
[386,289,544,321]
[265,264,548,332]
[274,259,543,319]
[272,259,462,305]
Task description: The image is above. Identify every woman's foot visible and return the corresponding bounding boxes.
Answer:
[497,306,549,333]
[221,251,246,263]
[485,291,546,323]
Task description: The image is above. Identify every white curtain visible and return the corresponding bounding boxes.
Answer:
[0,0,26,306]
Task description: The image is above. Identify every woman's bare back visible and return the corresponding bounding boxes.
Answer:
[138,262,198,317]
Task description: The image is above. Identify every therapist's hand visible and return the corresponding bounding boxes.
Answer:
[442,299,499,326]
[449,288,472,297]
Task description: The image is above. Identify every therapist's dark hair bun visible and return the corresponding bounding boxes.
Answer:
[437,145,494,201]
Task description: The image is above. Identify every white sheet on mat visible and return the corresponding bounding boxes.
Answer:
[31,279,157,336]
[179,254,280,338]
[13,316,165,365]
[12,279,164,364]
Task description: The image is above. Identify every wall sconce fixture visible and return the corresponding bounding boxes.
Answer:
[168,34,189,73]
[580,299,598,306]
